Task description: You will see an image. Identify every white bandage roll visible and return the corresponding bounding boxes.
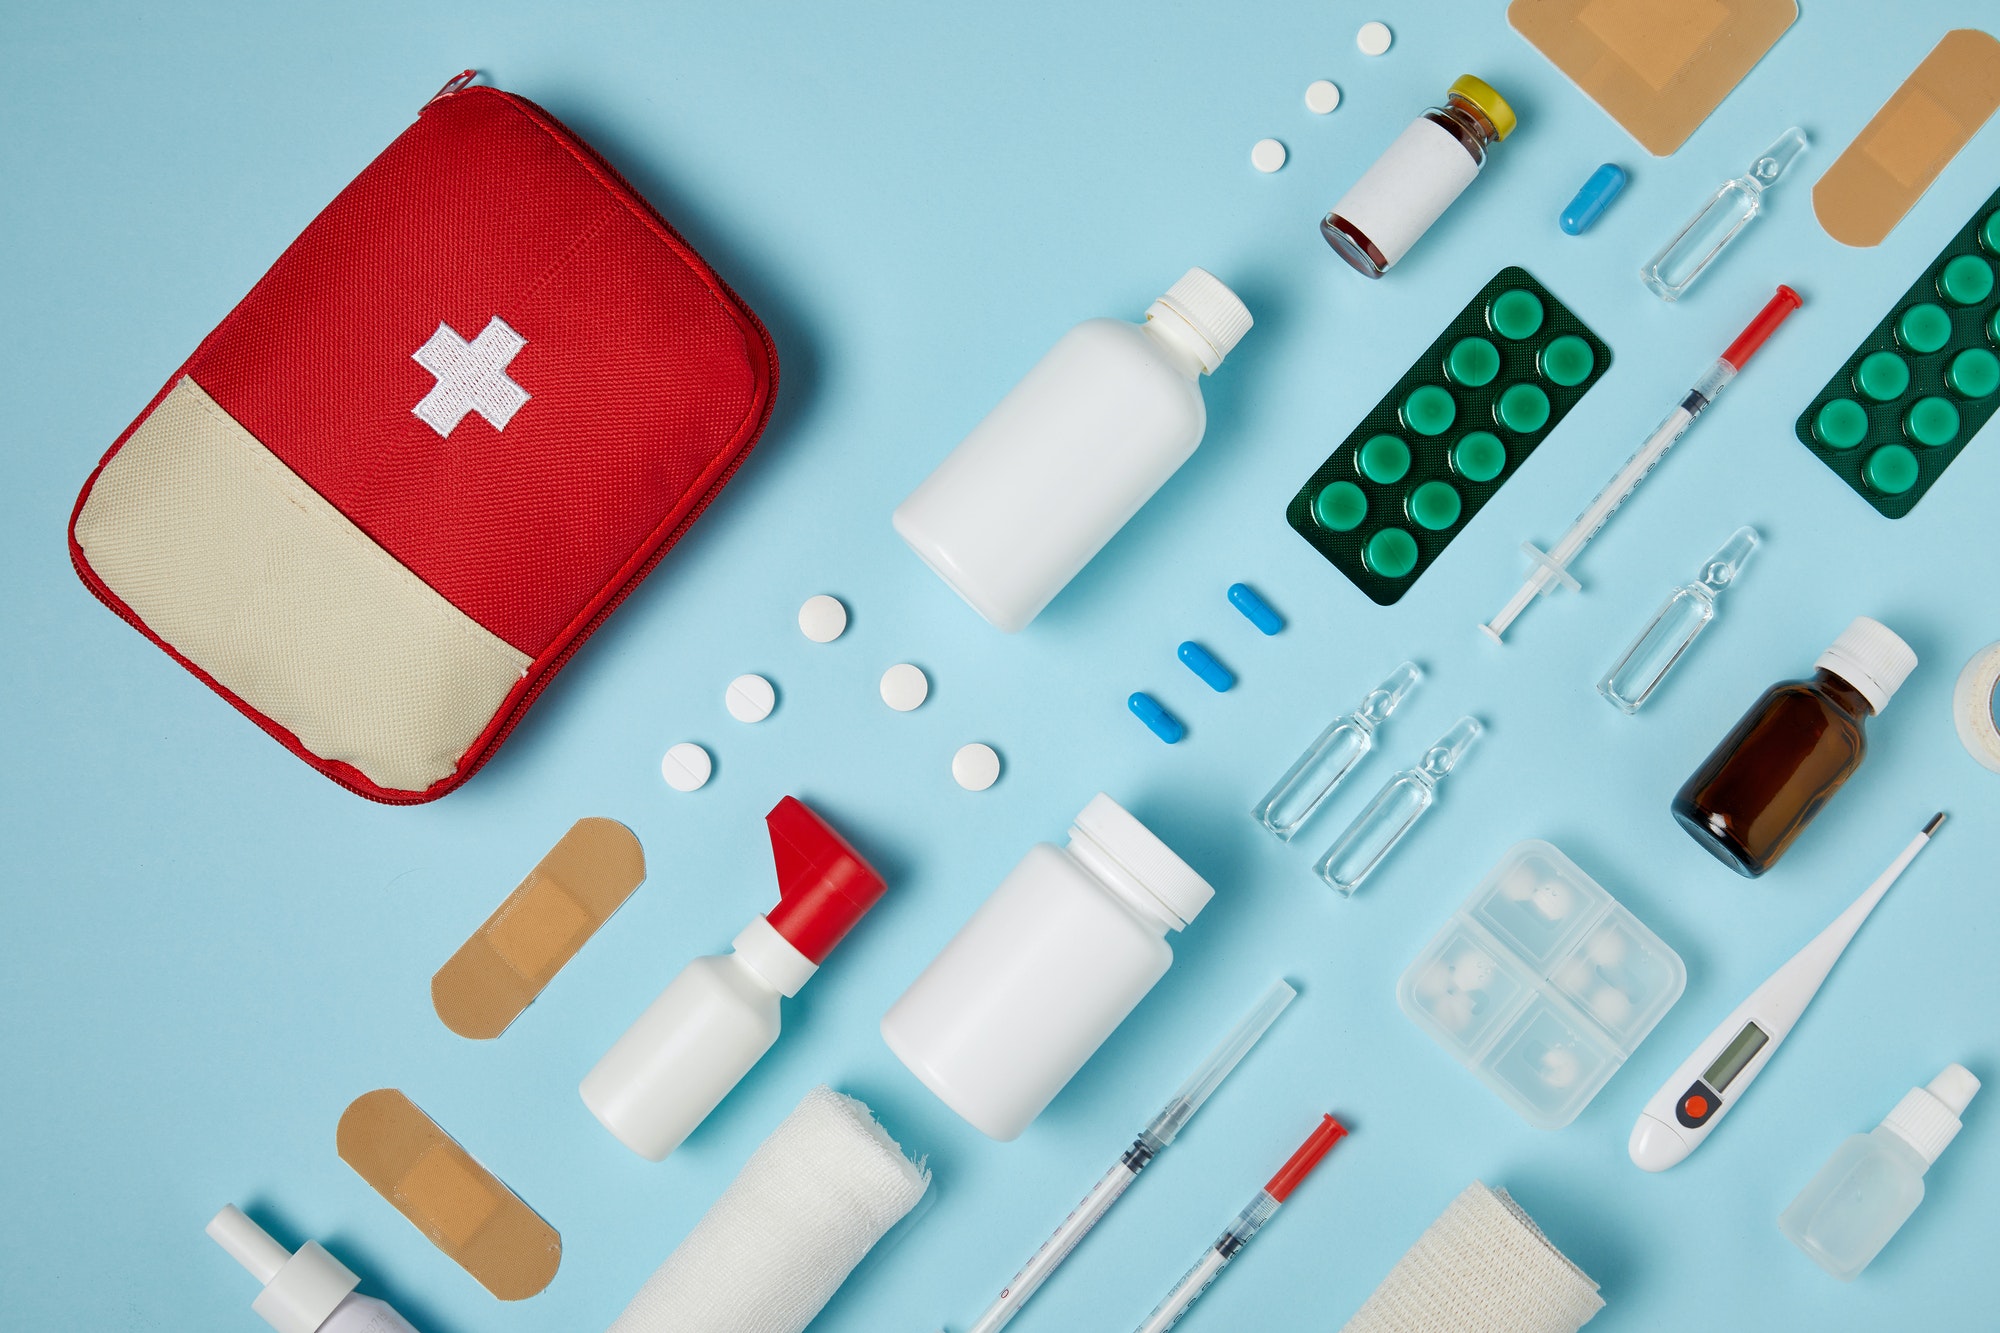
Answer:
[1340,1181,1604,1333]
[608,1086,930,1333]
[1953,641,2000,773]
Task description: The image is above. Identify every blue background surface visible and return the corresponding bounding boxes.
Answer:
[5,2,1999,1329]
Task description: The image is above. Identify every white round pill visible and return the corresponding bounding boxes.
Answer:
[952,742,1002,791]
[1590,985,1634,1027]
[1305,79,1341,114]
[1356,20,1392,55]
[1531,880,1572,921]
[1435,993,1474,1032]
[1539,1045,1581,1088]
[1554,957,1595,994]
[1587,928,1629,966]
[880,663,929,712]
[1450,952,1495,991]
[725,673,775,723]
[1251,138,1287,173]
[660,742,712,792]
[798,594,847,643]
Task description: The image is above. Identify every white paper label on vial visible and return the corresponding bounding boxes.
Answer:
[1328,118,1479,269]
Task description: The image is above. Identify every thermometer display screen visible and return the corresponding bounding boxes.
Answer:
[1703,1021,1769,1093]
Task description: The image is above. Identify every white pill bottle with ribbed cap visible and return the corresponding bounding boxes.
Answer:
[881,793,1216,1140]
[893,269,1253,632]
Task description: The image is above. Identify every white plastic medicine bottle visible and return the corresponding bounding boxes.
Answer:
[892,269,1253,632]
[881,793,1215,1140]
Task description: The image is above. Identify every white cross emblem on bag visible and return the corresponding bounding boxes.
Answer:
[411,315,530,436]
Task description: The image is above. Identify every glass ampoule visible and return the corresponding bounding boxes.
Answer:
[1642,128,1806,302]
[1252,661,1422,841]
[1315,716,1483,896]
[1599,526,1759,714]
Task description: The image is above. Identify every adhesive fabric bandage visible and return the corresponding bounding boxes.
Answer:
[1813,30,2000,247]
[1508,0,1797,156]
[432,818,646,1039]
[337,1090,561,1301]
[1339,1181,1604,1333]
[606,1085,930,1333]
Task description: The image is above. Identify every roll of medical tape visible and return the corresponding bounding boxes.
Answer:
[1954,641,2000,773]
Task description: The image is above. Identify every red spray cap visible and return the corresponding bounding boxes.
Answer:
[1720,285,1802,368]
[1264,1114,1348,1202]
[762,796,887,964]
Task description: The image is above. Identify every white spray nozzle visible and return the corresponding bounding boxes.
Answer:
[207,1206,360,1333]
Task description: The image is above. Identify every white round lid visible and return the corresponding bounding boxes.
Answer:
[1149,268,1253,372]
[1815,616,1917,713]
[1072,793,1214,928]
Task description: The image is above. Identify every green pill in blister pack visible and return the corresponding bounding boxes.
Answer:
[1287,267,1611,604]
[1794,184,2000,518]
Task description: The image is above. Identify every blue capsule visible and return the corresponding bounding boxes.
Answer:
[1227,582,1284,635]
[1128,692,1186,744]
[1178,641,1235,692]
[1560,163,1627,236]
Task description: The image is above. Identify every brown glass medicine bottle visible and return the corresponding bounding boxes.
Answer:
[1672,617,1917,877]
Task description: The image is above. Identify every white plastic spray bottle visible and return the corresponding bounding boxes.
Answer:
[581,796,886,1161]
[1778,1064,1979,1279]
[208,1206,418,1333]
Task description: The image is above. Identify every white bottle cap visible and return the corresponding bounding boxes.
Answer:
[1881,1064,1980,1166]
[1146,268,1253,373]
[208,1206,360,1333]
[1815,616,1918,714]
[1071,793,1215,929]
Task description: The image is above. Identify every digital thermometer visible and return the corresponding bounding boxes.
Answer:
[1630,813,1944,1172]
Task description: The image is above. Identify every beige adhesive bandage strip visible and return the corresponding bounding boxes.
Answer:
[1814,30,2000,248]
[338,1090,560,1301]
[1508,0,1797,157]
[432,818,646,1039]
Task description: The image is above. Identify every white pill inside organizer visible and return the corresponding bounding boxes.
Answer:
[1539,1046,1581,1088]
[1305,79,1341,114]
[1530,880,1572,920]
[1450,952,1495,991]
[1356,20,1392,55]
[880,663,929,712]
[952,743,1002,791]
[726,673,776,723]
[660,742,713,792]
[1587,929,1629,966]
[1589,985,1634,1027]
[1251,138,1287,173]
[798,594,847,643]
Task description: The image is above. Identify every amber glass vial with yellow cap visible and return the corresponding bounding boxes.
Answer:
[1322,75,1516,278]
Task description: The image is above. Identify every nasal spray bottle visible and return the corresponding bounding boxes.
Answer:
[1779,1065,1980,1279]
[208,1206,418,1333]
[582,796,886,1160]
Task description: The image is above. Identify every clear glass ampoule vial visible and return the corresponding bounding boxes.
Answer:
[1315,716,1482,896]
[1253,662,1421,840]
[1599,527,1759,714]
[1642,127,1806,302]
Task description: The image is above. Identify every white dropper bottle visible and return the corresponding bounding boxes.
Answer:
[1778,1064,1980,1279]
[208,1205,418,1332]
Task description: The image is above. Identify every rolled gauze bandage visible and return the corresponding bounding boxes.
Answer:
[608,1085,930,1333]
[1340,1181,1604,1333]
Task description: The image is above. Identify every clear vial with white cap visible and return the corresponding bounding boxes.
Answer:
[893,270,1253,631]
[1780,1064,1980,1279]
[881,794,1215,1140]
[207,1205,418,1333]
[1673,615,1918,876]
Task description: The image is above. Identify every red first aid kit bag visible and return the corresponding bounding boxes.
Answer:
[68,73,777,803]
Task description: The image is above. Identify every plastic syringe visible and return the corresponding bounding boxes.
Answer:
[1130,1114,1347,1333]
[963,979,1296,1333]
[1482,285,1800,643]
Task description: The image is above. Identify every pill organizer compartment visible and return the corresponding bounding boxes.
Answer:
[1398,839,1685,1128]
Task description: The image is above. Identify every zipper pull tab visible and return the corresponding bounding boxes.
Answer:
[425,69,479,109]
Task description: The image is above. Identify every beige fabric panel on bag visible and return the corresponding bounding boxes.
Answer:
[74,377,531,792]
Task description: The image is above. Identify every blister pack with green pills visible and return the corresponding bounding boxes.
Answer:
[1286,267,1611,605]
[1795,185,2000,518]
